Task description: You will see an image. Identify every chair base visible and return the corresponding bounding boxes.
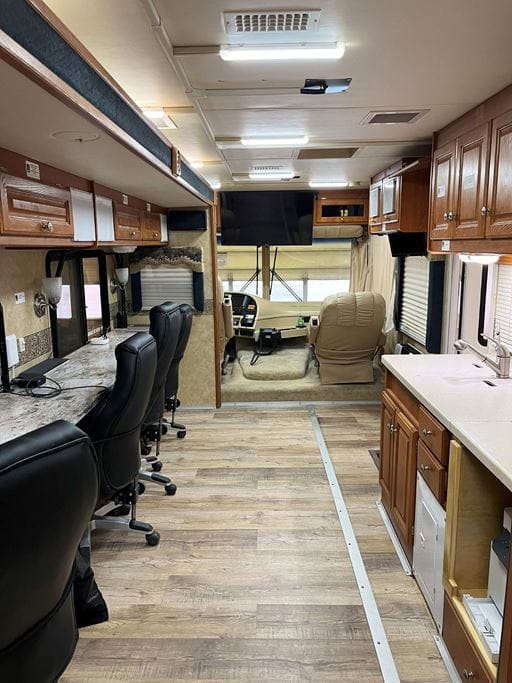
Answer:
[138,469,177,495]
[91,500,160,545]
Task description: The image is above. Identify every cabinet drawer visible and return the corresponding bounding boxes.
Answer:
[0,174,73,237]
[114,203,142,241]
[418,405,449,465]
[417,441,446,505]
[443,595,493,683]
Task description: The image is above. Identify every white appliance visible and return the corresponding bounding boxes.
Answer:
[413,473,446,631]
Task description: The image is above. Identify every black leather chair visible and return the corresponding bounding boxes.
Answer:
[0,421,98,683]
[139,302,181,494]
[78,332,161,545]
[164,303,193,438]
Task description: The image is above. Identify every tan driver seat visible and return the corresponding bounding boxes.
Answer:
[308,291,386,384]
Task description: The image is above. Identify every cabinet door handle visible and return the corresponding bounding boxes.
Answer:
[153,232,159,239]
[480,206,491,215]
[447,211,455,221]
[41,220,54,232]
[463,670,474,679]
[420,463,431,472]
[443,212,448,220]
[422,428,432,436]
[130,231,136,236]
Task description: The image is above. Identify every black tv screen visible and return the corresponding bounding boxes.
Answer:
[219,190,314,246]
[388,232,427,257]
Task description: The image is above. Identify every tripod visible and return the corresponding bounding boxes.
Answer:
[239,245,302,302]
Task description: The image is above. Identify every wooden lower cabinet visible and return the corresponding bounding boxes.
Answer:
[379,389,418,562]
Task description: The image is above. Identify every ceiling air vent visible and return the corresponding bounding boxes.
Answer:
[298,148,358,160]
[251,165,285,172]
[361,110,429,125]
[223,10,321,34]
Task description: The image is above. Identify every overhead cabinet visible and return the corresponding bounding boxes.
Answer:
[429,85,512,252]
[369,158,430,235]
[314,189,369,225]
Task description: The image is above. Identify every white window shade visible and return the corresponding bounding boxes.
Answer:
[494,264,512,346]
[140,267,194,310]
[399,256,429,345]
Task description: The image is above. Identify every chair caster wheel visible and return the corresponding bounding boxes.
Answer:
[137,482,146,495]
[141,446,151,456]
[145,531,160,546]
[161,425,168,436]
[165,483,177,496]
[177,430,186,439]
[151,461,163,472]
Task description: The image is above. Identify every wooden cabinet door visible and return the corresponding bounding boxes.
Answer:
[114,203,142,241]
[382,176,400,223]
[430,141,456,240]
[486,110,512,238]
[141,211,162,242]
[369,181,382,226]
[390,409,418,561]
[379,390,397,509]
[314,197,368,224]
[452,124,489,239]
[0,174,73,238]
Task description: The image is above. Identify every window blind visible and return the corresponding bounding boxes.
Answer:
[494,264,512,346]
[399,256,429,345]
[140,267,194,310]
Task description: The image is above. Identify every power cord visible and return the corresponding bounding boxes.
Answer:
[8,375,109,399]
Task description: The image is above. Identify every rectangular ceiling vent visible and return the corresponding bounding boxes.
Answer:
[361,110,429,125]
[298,148,358,160]
[223,10,321,34]
[251,164,285,172]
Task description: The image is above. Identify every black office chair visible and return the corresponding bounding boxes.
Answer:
[164,303,193,439]
[78,332,161,545]
[139,302,181,494]
[0,420,99,683]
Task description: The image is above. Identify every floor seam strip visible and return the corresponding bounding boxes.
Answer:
[308,407,400,683]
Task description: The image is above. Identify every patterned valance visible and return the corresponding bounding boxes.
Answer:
[130,246,203,273]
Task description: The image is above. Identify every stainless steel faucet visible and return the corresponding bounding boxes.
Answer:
[454,331,511,379]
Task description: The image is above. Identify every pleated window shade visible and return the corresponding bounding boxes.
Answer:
[399,256,429,345]
[140,267,194,310]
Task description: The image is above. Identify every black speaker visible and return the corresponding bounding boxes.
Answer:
[167,210,207,231]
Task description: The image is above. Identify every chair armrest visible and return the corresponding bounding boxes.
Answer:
[308,316,320,344]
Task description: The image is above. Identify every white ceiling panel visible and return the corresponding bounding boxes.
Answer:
[222,148,295,160]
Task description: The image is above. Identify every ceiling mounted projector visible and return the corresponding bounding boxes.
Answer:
[300,78,352,95]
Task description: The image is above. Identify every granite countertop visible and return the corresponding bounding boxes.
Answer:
[0,329,137,446]
[382,353,512,491]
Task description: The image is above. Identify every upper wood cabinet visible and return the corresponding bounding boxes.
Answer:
[113,203,142,241]
[314,189,369,225]
[369,159,430,235]
[141,210,163,242]
[430,141,456,240]
[486,109,512,238]
[453,124,489,239]
[0,173,74,238]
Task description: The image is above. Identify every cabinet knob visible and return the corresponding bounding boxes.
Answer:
[463,670,474,679]
[422,428,432,436]
[420,463,431,472]
[480,206,491,215]
[447,211,455,221]
[153,232,158,239]
[41,220,54,232]
[443,212,448,220]
[130,231,136,236]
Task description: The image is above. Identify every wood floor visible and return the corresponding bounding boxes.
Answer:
[62,405,449,682]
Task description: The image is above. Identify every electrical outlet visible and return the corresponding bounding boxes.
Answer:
[14,292,25,304]
[17,337,26,353]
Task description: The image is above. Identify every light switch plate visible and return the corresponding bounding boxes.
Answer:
[14,291,25,304]
[5,334,19,368]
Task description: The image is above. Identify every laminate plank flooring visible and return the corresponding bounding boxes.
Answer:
[62,406,448,682]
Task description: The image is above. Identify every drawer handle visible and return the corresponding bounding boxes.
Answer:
[420,463,431,472]
[463,670,474,679]
[41,220,54,232]
[422,428,433,437]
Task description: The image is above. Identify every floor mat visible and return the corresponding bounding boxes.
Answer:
[238,346,311,380]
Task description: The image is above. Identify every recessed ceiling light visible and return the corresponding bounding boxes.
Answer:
[459,253,499,265]
[50,130,101,143]
[141,108,177,129]
[220,42,344,61]
[248,171,295,180]
[241,136,308,147]
[191,161,204,169]
[309,181,348,188]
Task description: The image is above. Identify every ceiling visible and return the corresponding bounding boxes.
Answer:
[46,0,512,191]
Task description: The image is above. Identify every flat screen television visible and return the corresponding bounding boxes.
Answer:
[387,231,427,257]
[219,190,314,246]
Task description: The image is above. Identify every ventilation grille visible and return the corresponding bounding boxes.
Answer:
[251,164,285,172]
[223,10,321,34]
[361,110,429,125]
[298,148,358,160]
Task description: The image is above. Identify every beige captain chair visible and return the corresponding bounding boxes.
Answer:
[308,291,386,384]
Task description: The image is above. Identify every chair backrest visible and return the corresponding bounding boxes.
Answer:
[78,332,157,501]
[316,291,386,355]
[143,302,182,425]
[0,420,98,682]
[165,303,193,400]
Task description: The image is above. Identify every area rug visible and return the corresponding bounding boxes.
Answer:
[238,346,311,381]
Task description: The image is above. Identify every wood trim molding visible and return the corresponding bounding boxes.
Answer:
[209,204,222,408]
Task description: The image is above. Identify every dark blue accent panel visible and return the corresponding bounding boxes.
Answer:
[1,0,171,168]
[426,260,445,354]
[130,272,142,313]
[180,162,214,201]
[192,272,204,312]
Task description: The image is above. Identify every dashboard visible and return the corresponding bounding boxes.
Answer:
[229,293,258,333]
